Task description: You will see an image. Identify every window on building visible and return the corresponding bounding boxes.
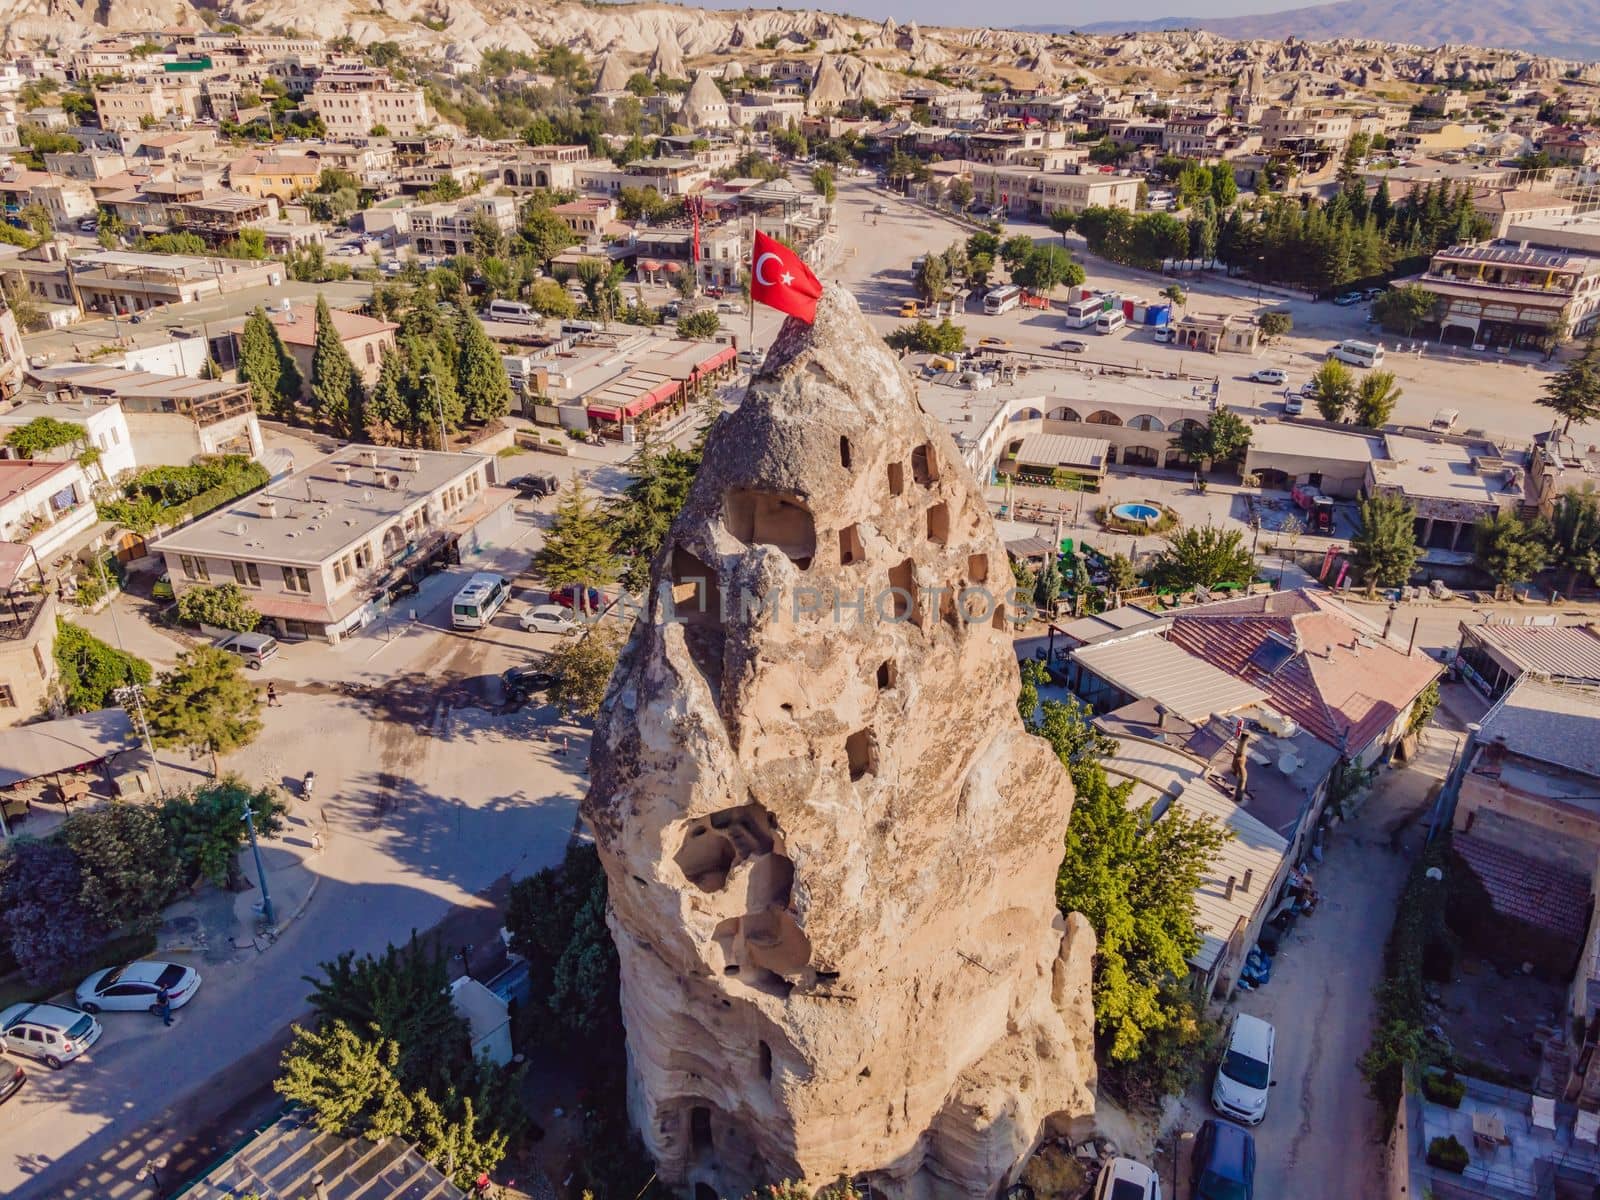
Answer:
[283,566,310,592]
[353,544,370,570]
[0,684,13,707]
[180,555,197,580]
[365,343,376,364]
[232,560,259,586]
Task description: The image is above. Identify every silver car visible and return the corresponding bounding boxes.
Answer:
[0,1003,102,1069]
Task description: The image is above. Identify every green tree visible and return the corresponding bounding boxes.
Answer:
[529,277,578,317]
[913,252,947,302]
[1047,208,1078,246]
[1149,525,1256,590]
[1548,486,1600,594]
[532,480,621,615]
[1014,244,1084,293]
[884,318,965,355]
[159,777,285,888]
[1308,357,1356,422]
[1211,161,1238,208]
[144,646,263,775]
[454,308,512,424]
[1171,409,1251,468]
[546,622,623,717]
[54,620,151,711]
[1372,284,1438,337]
[1353,370,1402,429]
[4,415,85,456]
[1539,331,1600,434]
[1257,312,1293,342]
[676,309,721,339]
[237,306,302,417]
[175,582,261,633]
[515,203,576,267]
[1474,510,1549,588]
[999,233,1036,271]
[364,345,410,443]
[947,176,975,211]
[1348,493,1420,597]
[309,293,365,435]
[811,164,836,202]
[61,802,179,933]
[276,1021,417,1140]
[608,433,701,591]
[1108,553,1139,594]
[1017,658,1049,724]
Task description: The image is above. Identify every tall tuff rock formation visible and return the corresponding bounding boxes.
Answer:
[585,285,1097,1200]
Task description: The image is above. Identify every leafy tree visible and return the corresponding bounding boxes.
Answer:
[999,233,1036,271]
[1034,694,1118,766]
[237,306,302,417]
[913,252,947,302]
[309,294,365,435]
[175,582,261,632]
[410,1088,512,1192]
[1548,486,1600,594]
[1108,553,1139,594]
[947,177,974,211]
[546,622,624,717]
[1017,658,1049,724]
[145,646,263,775]
[159,777,285,889]
[364,345,410,443]
[515,203,576,267]
[0,841,101,986]
[4,415,84,456]
[1171,410,1251,467]
[676,309,721,339]
[529,278,578,317]
[61,802,179,933]
[504,844,619,1044]
[454,308,512,424]
[1014,244,1084,293]
[1540,331,1600,434]
[532,480,621,615]
[3,275,41,329]
[548,864,621,1040]
[1149,525,1256,590]
[1047,209,1077,246]
[1353,370,1403,429]
[1257,312,1293,342]
[1372,284,1438,337]
[1308,357,1355,422]
[1211,161,1238,208]
[1474,510,1549,588]
[1348,493,1420,597]
[305,933,467,1094]
[54,619,151,711]
[608,433,701,591]
[884,318,965,355]
[277,1021,418,1139]
[811,165,836,202]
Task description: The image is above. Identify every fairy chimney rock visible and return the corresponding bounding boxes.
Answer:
[585,284,1097,1200]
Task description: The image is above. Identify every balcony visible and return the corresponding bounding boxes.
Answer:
[0,589,45,642]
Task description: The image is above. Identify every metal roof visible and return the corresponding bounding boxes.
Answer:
[1071,630,1267,723]
[1467,623,1600,684]
[1011,433,1109,471]
[1479,676,1600,780]
[0,708,136,788]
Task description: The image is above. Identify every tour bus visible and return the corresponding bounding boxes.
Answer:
[1064,296,1105,329]
[1329,339,1385,368]
[983,285,1023,315]
[451,573,510,630]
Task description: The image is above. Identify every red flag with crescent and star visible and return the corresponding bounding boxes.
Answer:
[749,230,823,324]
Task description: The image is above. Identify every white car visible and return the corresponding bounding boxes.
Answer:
[1093,1157,1161,1200]
[520,604,577,635]
[1249,368,1287,385]
[76,960,202,1014]
[1212,1012,1276,1125]
[0,1003,101,1069]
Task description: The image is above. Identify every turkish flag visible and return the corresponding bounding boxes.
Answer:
[750,231,822,324]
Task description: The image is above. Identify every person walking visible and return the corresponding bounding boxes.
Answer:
[155,987,173,1027]
[266,682,281,708]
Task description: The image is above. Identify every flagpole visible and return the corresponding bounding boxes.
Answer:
[747,215,757,358]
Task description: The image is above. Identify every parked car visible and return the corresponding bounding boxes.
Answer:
[1211,1013,1276,1125]
[508,472,561,498]
[978,336,1011,348]
[0,1062,23,1103]
[1282,390,1304,416]
[1192,1119,1255,1200]
[704,285,726,298]
[1051,338,1088,353]
[871,202,889,214]
[1248,368,1287,385]
[520,604,577,635]
[1152,326,1176,343]
[502,664,557,701]
[75,960,202,1015]
[0,1003,102,1069]
[1363,286,1386,300]
[550,585,605,611]
[1332,292,1362,306]
[212,631,280,670]
[151,573,174,602]
[1093,1156,1161,1200]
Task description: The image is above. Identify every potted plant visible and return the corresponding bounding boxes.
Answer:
[1423,1069,1466,1109]
[1427,1134,1469,1173]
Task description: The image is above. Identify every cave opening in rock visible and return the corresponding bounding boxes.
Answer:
[723,488,816,567]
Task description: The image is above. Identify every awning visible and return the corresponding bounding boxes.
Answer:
[0,709,137,788]
[664,262,683,272]
[588,377,680,422]
[693,345,736,375]
[0,542,35,591]
[638,259,662,271]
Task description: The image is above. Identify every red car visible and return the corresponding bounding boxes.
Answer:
[550,585,605,611]
[704,285,725,298]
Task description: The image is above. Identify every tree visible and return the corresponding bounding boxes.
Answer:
[608,434,701,591]
[1371,285,1436,337]
[546,622,624,716]
[0,840,101,986]
[1348,493,1420,597]
[364,345,410,443]
[1047,208,1078,246]
[1161,284,1187,312]
[1171,410,1251,468]
[175,582,261,632]
[1548,486,1600,594]
[4,415,85,457]
[237,306,302,417]
[454,308,512,424]
[504,844,619,1044]
[54,619,151,712]
[532,480,621,615]
[1149,525,1257,590]
[676,309,721,339]
[1539,331,1600,434]
[1014,244,1084,293]
[999,233,1036,271]
[529,278,578,318]
[1474,510,1549,588]
[61,802,179,933]
[811,165,836,203]
[1308,357,1355,422]
[276,1021,417,1140]
[884,318,965,355]
[913,252,947,302]
[1257,312,1293,342]
[1108,553,1139,595]
[309,294,365,435]
[947,177,974,212]
[1211,161,1238,208]
[515,204,576,267]
[3,274,41,330]
[1353,370,1403,429]
[145,646,263,775]
[159,777,285,889]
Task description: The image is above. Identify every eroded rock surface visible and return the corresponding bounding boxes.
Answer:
[585,285,1095,1200]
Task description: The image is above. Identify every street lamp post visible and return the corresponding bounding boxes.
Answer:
[243,800,275,927]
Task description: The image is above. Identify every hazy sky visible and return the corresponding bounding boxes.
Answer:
[689,0,1309,24]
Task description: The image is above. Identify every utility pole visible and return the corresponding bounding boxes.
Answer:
[95,553,167,793]
[243,800,275,926]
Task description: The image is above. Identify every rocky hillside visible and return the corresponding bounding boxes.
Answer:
[1074,0,1600,61]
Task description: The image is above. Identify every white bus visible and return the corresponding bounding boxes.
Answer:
[1329,339,1385,368]
[451,573,510,630]
[1064,297,1104,329]
[983,285,1023,315]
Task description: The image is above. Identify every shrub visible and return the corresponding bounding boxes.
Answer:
[1427,1134,1469,1173]
[1422,1069,1466,1108]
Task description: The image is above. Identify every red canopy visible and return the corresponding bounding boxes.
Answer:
[693,344,736,375]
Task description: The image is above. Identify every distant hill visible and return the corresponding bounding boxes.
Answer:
[1047,0,1600,60]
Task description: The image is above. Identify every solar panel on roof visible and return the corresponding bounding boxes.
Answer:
[1248,633,1296,675]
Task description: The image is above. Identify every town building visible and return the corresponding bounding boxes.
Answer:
[215,302,397,396]
[550,197,617,241]
[5,249,282,320]
[152,448,514,643]
[525,328,739,438]
[385,195,516,258]
[1366,432,1527,552]
[1472,189,1577,239]
[0,168,97,228]
[92,79,199,129]
[963,162,1141,217]
[0,554,56,729]
[0,458,98,564]
[305,66,431,138]
[1453,621,1600,700]
[1402,242,1600,349]
[0,391,138,481]
[1260,105,1352,158]
[226,152,321,202]
[26,363,263,462]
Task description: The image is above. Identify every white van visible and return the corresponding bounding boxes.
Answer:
[483,299,537,325]
[451,573,510,630]
[1095,311,1127,335]
[1329,339,1384,368]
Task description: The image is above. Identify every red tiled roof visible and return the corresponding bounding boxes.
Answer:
[1454,832,1592,945]
[1165,592,1439,755]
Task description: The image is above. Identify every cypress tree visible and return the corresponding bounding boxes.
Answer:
[309,294,365,437]
[366,345,409,444]
[237,306,283,417]
[453,308,512,424]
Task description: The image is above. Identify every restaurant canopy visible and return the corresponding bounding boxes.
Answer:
[0,708,137,788]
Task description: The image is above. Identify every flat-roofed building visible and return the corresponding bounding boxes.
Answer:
[1367,431,1527,552]
[0,459,97,563]
[152,448,514,642]
[306,66,430,139]
[27,363,262,462]
[1453,622,1600,700]
[1403,241,1600,349]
